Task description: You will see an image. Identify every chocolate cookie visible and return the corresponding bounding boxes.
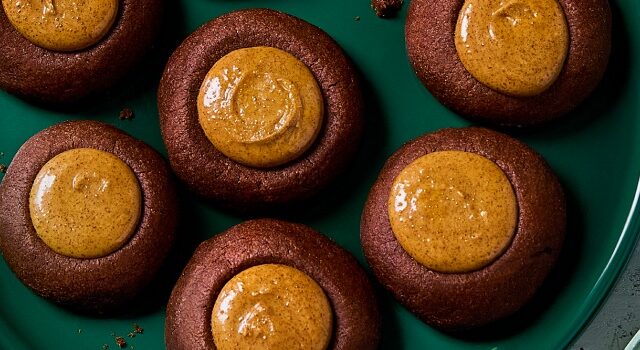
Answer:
[0,121,177,313]
[166,219,380,350]
[405,0,611,126]
[361,127,566,330]
[0,0,161,104]
[158,9,363,208]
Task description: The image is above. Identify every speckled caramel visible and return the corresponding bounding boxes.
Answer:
[2,0,118,52]
[166,219,380,350]
[0,121,177,314]
[455,0,568,96]
[198,47,323,168]
[158,9,363,208]
[0,0,162,103]
[388,151,517,273]
[361,127,566,330]
[405,0,611,126]
[211,264,332,350]
[29,148,141,259]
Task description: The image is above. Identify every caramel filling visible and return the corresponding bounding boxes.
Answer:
[388,151,517,273]
[455,0,569,96]
[29,148,141,259]
[198,46,324,168]
[211,264,333,350]
[2,0,119,52]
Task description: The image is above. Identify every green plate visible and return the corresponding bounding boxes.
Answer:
[0,0,638,349]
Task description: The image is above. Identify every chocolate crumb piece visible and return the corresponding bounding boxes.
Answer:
[119,108,135,121]
[0,164,7,173]
[372,0,403,18]
[133,323,143,334]
[355,16,361,21]
[115,336,126,348]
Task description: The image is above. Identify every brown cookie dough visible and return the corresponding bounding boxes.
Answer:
[361,127,566,330]
[158,9,363,208]
[0,0,162,104]
[166,219,380,350]
[372,0,404,18]
[0,121,177,313]
[405,0,611,126]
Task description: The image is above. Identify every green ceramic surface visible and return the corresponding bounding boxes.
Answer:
[0,0,638,349]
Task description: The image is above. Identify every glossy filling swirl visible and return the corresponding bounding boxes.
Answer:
[211,264,333,350]
[197,46,324,168]
[455,0,569,96]
[2,0,119,51]
[388,151,518,273]
[29,148,141,258]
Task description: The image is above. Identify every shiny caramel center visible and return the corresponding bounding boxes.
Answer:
[29,148,141,259]
[388,151,517,273]
[2,0,119,52]
[211,264,333,350]
[198,46,324,168]
[455,0,569,96]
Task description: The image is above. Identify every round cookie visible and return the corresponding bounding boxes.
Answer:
[158,9,363,208]
[0,0,162,104]
[166,219,380,350]
[405,0,611,126]
[361,127,566,330]
[0,121,177,313]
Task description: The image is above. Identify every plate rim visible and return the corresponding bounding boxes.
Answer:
[563,173,640,348]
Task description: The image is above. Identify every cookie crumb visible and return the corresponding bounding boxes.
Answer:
[115,335,126,348]
[0,164,7,173]
[355,16,361,21]
[102,345,109,350]
[133,323,143,334]
[127,332,136,338]
[78,328,82,334]
[119,108,135,121]
[372,0,403,18]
